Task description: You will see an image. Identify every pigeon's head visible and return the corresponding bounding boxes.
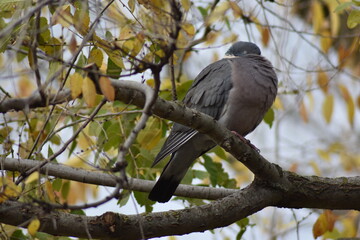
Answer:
[225,41,261,57]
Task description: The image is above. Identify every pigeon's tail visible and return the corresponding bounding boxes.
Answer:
[148,174,180,203]
[149,133,216,203]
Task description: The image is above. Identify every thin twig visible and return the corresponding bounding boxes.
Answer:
[170,56,177,101]
[15,99,107,184]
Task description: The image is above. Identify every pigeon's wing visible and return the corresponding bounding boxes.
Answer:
[152,59,233,166]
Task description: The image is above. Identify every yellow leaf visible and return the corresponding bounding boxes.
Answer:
[123,39,134,54]
[222,33,238,44]
[99,76,115,101]
[131,33,145,56]
[176,30,189,48]
[328,2,340,36]
[18,75,35,97]
[69,34,77,54]
[338,84,355,126]
[69,72,83,99]
[25,172,39,184]
[88,48,104,68]
[273,97,284,110]
[313,210,335,238]
[28,218,41,236]
[77,130,94,152]
[261,27,270,47]
[73,7,90,35]
[229,1,243,18]
[320,30,332,53]
[307,91,315,112]
[106,4,128,27]
[322,94,334,124]
[137,118,162,150]
[182,23,195,36]
[317,69,329,93]
[45,181,56,202]
[312,0,324,34]
[65,155,89,168]
[82,77,97,107]
[52,5,73,28]
[155,49,165,58]
[119,25,135,40]
[341,217,357,237]
[206,1,230,25]
[340,152,354,171]
[104,49,125,69]
[357,95,360,109]
[310,160,322,176]
[347,10,360,29]
[317,149,331,162]
[128,0,136,13]
[299,100,308,123]
[181,0,191,11]
[205,32,220,45]
[146,78,154,88]
[0,178,21,203]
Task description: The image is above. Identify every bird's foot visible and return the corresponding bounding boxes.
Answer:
[231,131,260,153]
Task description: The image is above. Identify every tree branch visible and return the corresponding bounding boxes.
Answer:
[0,184,279,239]
[1,172,360,239]
[1,157,235,200]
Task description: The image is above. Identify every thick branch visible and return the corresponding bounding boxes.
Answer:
[2,172,360,239]
[0,183,279,239]
[0,90,71,113]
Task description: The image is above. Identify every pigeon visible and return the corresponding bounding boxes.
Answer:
[148,41,278,203]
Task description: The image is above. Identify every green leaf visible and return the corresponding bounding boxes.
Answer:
[52,178,62,191]
[70,209,86,215]
[61,181,70,199]
[38,17,51,44]
[347,10,360,28]
[50,134,61,145]
[75,53,87,71]
[236,217,250,228]
[103,122,121,151]
[118,190,130,207]
[263,108,275,128]
[88,47,103,67]
[68,139,77,157]
[203,154,218,187]
[10,229,27,240]
[193,170,209,180]
[89,121,101,136]
[107,57,122,78]
[211,145,227,159]
[134,191,153,211]
[197,6,208,18]
[105,30,113,41]
[334,2,353,12]
[236,218,250,240]
[353,0,360,7]
[47,145,54,158]
[46,61,62,82]
[0,0,26,15]
[42,37,62,57]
